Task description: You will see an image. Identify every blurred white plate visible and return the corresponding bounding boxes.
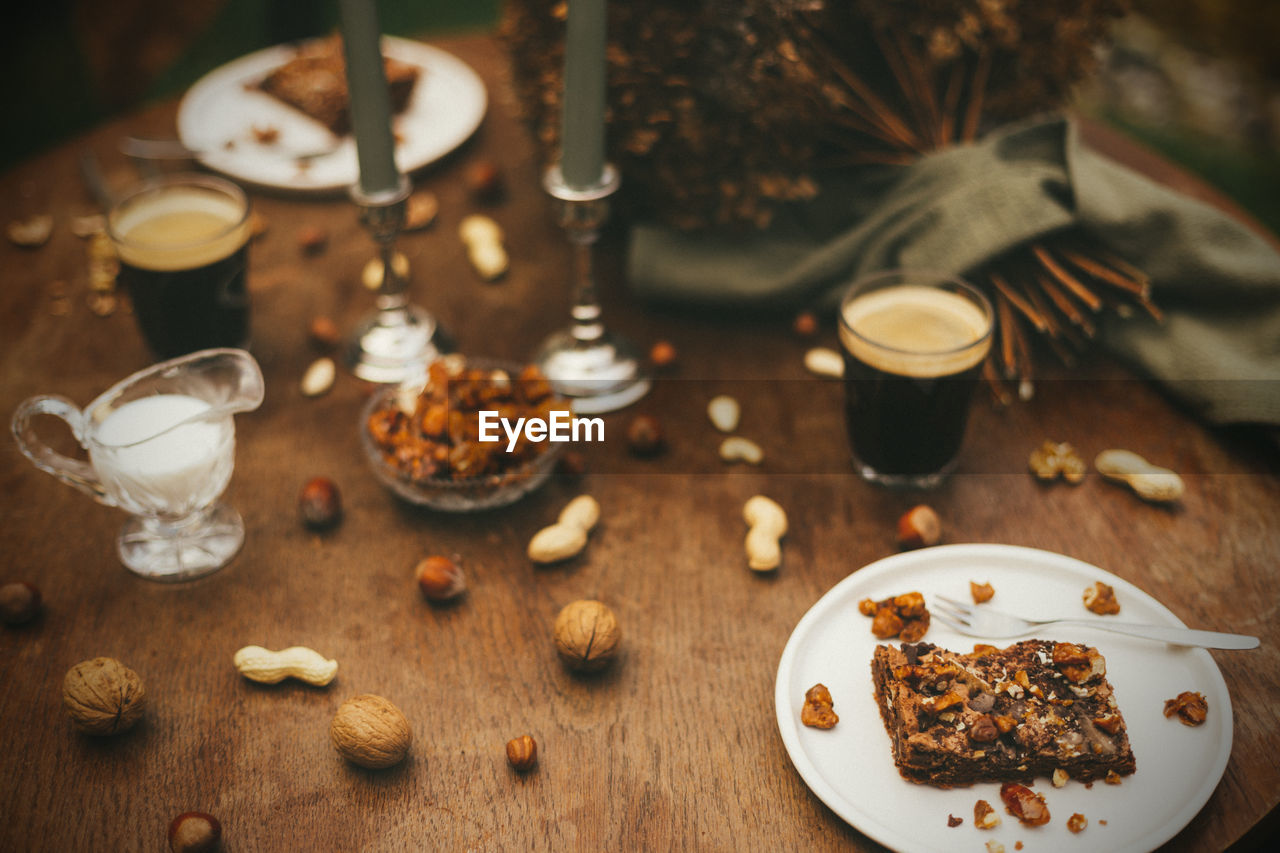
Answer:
[775,544,1233,853]
[177,36,486,192]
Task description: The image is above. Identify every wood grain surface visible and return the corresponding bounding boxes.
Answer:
[1,34,1277,853]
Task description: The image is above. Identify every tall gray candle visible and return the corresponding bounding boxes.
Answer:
[338,0,400,196]
[560,0,607,189]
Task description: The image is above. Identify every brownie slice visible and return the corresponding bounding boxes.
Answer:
[871,640,1136,787]
[255,35,420,136]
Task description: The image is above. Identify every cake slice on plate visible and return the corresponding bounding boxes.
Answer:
[871,639,1136,786]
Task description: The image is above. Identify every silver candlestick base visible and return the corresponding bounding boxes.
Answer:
[533,164,650,413]
[345,176,452,383]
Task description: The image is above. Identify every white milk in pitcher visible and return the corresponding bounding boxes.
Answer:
[91,394,235,517]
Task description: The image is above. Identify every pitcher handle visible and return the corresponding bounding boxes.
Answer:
[10,395,115,506]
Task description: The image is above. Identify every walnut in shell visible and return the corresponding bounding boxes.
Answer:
[62,657,146,735]
[553,600,620,672]
[330,694,412,769]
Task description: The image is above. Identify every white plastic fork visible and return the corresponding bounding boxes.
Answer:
[932,595,1259,650]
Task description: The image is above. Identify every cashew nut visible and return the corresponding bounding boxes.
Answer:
[1095,449,1185,502]
[803,347,844,378]
[459,214,509,281]
[720,436,763,465]
[233,645,338,686]
[528,495,600,564]
[300,357,335,397]
[743,495,787,571]
[707,395,741,433]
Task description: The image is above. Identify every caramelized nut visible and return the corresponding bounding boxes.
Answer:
[870,608,903,639]
[1163,691,1208,726]
[1083,581,1120,615]
[947,814,963,828]
[857,598,878,617]
[1067,812,1088,833]
[893,591,927,618]
[1052,768,1069,788]
[1104,770,1122,785]
[968,714,999,743]
[970,581,995,604]
[801,683,839,729]
[1000,782,1050,826]
[1029,439,1086,484]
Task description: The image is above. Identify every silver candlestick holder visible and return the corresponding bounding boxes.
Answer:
[533,164,649,413]
[345,176,451,383]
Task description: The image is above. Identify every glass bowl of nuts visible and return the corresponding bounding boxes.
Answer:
[360,356,567,512]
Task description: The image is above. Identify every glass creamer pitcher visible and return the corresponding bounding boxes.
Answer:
[11,348,264,582]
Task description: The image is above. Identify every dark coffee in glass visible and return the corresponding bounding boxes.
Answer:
[838,271,993,488]
[108,175,252,359]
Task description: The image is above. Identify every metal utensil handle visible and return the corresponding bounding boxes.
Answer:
[10,395,114,505]
[1053,619,1259,650]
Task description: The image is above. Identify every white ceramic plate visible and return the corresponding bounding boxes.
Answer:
[177,36,486,192]
[775,544,1233,853]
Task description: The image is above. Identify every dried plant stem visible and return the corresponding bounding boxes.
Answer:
[1061,249,1148,298]
[996,293,1018,378]
[990,272,1048,333]
[1032,244,1103,311]
[939,61,964,146]
[1037,273,1097,337]
[983,358,1014,407]
[961,47,991,143]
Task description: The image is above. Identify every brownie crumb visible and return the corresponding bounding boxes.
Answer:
[947,814,962,828]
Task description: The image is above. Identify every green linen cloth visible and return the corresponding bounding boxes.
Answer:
[627,116,1280,425]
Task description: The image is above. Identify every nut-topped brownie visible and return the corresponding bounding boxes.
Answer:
[872,640,1136,786]
[256,36,420,136]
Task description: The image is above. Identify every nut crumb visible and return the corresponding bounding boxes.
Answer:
[1099,819,1107,826]
[252,125,280,144]
[861,591,930,641]
[986,841,1005,853]
[7,214,53,248]
[1029,439,1086,483]
[1067,812,1088,833]
[974,799,1001,829]
[801,683,838,729]
[946,814,962,828]
[1164,691,1208,726]
[970,580,995,604]
[1052,768,1068,787]
[1083,581,1120,615]
[1014,843,1023,851]
[1104,770,1122,785]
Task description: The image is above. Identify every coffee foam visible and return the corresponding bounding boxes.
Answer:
[112,187,249,271]
[840,284,991,377]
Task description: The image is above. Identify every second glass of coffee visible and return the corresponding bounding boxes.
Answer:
[838,270,993,488]
[107,174,252,359]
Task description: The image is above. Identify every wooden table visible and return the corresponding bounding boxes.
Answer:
[1,34,1277,852]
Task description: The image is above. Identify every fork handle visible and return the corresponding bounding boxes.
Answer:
[1052,620,1259,650]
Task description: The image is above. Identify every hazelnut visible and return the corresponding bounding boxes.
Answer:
[648,340,678,369]
[168,811,222,853]
[330,694,412,769]
[62,657,145,735]
[505,734,538,772]
[792,310,818,337]
[415,555,466,602]
[625,414,665,456]
[0,581,42,625]
[299,477,342,530]
[553,600,620,672]
[308,315,341,350]
[968,714,999,743]
[465,159,505,202]
[897,505,941,549]
[297,225,328,255]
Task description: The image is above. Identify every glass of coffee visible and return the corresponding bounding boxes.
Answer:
[838,270,993,488]
[107,173,252,359]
